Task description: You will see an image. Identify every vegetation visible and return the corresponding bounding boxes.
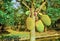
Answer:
[0,0,60,41]
[0,0,15,32]
[46,0,60,26]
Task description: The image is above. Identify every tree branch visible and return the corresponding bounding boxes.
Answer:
[22,1,30,10]
[36,2,46,14]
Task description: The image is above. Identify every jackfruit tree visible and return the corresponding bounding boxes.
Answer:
[18,0,51,32]
[18,0,51,41]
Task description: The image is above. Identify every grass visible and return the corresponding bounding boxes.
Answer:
[0,29,60,40]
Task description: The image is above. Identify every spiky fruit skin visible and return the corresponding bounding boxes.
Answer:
[40,15,51,26]
[26,17,35,30]
[36,20,44,32]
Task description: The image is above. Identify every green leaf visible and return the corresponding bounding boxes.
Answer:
[25,11,30,15]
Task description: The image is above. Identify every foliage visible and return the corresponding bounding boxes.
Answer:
[46,0,60,24]
[0,0,15,26]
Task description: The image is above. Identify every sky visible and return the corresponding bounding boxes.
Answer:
[11,0,20,9]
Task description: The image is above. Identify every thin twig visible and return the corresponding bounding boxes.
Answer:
[22,1,30,10]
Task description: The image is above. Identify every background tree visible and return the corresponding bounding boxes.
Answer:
[46,0,60,28]
[0,0,15,32]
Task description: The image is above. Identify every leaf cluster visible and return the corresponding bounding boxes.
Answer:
[46,0,60,24]
[0,0,15,26]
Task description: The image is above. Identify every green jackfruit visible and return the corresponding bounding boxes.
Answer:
[26,17,35,30]
[41,5,46,11]
[40,15,51,26]
[36,20,44,32]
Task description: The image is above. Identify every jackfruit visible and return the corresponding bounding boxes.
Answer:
[36,20,44,32]
[41,5,46,11]
[26,17,35,30]
[40,15,51,26]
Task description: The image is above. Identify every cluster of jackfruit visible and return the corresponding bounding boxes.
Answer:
[36,13,51,32]
[26,13,51,32]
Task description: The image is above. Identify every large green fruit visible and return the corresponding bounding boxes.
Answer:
[36,20,44,32]
[26,17,35,30]
[40,15,51,26]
